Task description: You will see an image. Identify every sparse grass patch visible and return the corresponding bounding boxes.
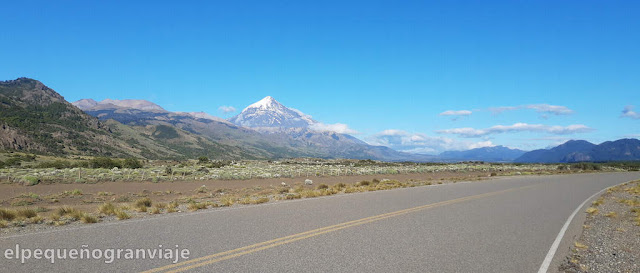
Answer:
[332,183,346,190]
[63,189,83,196]
[97,192,114,196]
[592,197,604,207]
[574,241,588,249]
[604,211,617,218]
[220,196,235,206]
[196,185,208,193]
[585,207,599,215]
[150,207,161,214]
[187,202,209,211]
[11,200,33,207]
[17,192,40,199]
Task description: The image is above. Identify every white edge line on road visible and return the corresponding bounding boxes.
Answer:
[537,180,631,273]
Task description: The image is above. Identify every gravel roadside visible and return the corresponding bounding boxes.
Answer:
[559,180,640,273]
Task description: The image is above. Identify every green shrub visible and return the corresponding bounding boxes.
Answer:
[21,176,40,186]
[88,157,122,169]
[123,158,143,169]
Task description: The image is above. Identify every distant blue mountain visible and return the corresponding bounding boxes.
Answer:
[438,146,526,162]
[514,139,640,163]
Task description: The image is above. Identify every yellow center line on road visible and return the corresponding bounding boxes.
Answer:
[142,183,537,273]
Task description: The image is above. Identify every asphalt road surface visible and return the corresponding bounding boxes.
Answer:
[1,172,638,273]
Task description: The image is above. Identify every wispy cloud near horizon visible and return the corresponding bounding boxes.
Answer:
[366,129,495,154]
[437,123,594,138]
[489,104,574,116]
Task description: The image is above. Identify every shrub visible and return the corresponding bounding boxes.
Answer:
[198,156,209,163]
[21,176,40,186]
[490,172,498,177]
[316,184,329,190]
[36,160,73,169]
[89,157,122,169]
[123,158,143,169]
[357,180,370,186]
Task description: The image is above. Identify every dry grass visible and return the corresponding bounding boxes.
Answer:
[592,197,605,207]
[604,211,617,218]
[220,196,235,207]
[16,208,38,219]
[0,208,17,221]
[98,202,117,215]
[115,210,131,220]
[81,214,98,223]
[574,241,588,249]
[585,207,599,215]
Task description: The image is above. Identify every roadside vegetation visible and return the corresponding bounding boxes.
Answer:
[0,152,638,233]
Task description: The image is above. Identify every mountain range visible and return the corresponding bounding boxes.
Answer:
[1,77,639,163]
[514,139,640,163]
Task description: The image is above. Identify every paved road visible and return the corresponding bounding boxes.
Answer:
[1,172,638,273]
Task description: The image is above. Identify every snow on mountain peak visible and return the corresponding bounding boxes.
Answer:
[229,96,316,128]
[245,96,279,110]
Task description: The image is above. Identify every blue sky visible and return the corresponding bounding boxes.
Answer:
[1,1,639,154]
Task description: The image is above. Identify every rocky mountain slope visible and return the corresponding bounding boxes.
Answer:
[0,78,255,159]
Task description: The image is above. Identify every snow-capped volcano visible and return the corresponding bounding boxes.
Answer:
[228,96,316,128]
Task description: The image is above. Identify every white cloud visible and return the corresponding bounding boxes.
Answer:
[488,106,519,114]
[525,104,574,115]
[622,105,640,119]
[439,110,472,116]
[309,122,359,134]
[218,106,236,114]
[366,130,494,154]
[489,104,573,116]
[437,123,594,138]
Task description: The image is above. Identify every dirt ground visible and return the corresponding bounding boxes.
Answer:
[0,170,497,211]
